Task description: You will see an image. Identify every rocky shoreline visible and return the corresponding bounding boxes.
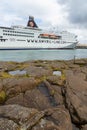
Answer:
[0,59,87,130]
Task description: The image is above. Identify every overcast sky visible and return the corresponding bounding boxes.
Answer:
[0,0,87,43]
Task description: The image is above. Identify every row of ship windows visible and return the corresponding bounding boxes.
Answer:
[0,39,7,42]
[27,40,60,43]
[3,30,34,35]
[3,33,34,37]
[0,39,60,43]
[0,39,71,44]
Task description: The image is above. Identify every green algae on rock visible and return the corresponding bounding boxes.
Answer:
[0,90,6,104]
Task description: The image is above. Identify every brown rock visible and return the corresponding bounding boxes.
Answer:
[5,80,63,109]
[81,124,87,130]
[21,111,45,130]
[81,66,87,75]
[32,119,60,130]
[25,66,52,78]
[0,105,72,130]
[45,106,72,130]
[24,80,64,110]
[0,118,19,130]
[0,61,16,72]
[3,77,38,98]
[47,75,65,86]
[64,70,87,124]
[5,88,51,109]
[5,93,28,106]
[43,80,64,105]
[24,87,51,110]
[32,106,73,130]
[50,61,67,70]
[0,104,38,124]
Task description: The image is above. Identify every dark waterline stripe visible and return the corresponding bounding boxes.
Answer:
[0,48,75,50]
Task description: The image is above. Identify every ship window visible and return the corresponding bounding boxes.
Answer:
[38,40,41,42]
[45,40,47,43]
[31,40,34,42]
[56,41,59,43]
[27,40,30,42]
[0,39,6,42]
[3,30,8,32]
[35,40,37,43]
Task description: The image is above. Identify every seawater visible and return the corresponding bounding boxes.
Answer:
[0,49,87,62]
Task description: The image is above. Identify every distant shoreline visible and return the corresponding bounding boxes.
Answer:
[76,44,87,49]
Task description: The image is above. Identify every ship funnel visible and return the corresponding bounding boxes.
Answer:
[27,16,38,28]
[29,16,34,21]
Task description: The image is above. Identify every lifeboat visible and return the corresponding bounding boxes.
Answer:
[40,34,49,37]
[49,35,56,38]
[49,35,61,39]
[39,33,61,39]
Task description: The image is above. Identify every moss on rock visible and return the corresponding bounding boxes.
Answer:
[0,72,12,78]
[0,90,6,103]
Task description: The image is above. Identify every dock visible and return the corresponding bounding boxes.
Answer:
[76,44,87,49]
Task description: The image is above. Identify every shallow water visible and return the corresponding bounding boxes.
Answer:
[9,70,26,75]
[0,49,87,62]
[53,71,62,76]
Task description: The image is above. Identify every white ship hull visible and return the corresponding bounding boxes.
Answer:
[0,41,77,50]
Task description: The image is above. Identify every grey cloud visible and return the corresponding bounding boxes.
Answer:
[57,0,68,4]
[57,0,87,28]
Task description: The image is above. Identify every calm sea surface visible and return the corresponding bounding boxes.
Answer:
[0,49,87,62]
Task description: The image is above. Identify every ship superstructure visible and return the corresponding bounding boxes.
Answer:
[0,16,78,49]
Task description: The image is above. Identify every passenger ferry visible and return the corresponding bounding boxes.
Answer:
[0,16,78,49]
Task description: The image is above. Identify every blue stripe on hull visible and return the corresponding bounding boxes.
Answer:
[0,48,75,50]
